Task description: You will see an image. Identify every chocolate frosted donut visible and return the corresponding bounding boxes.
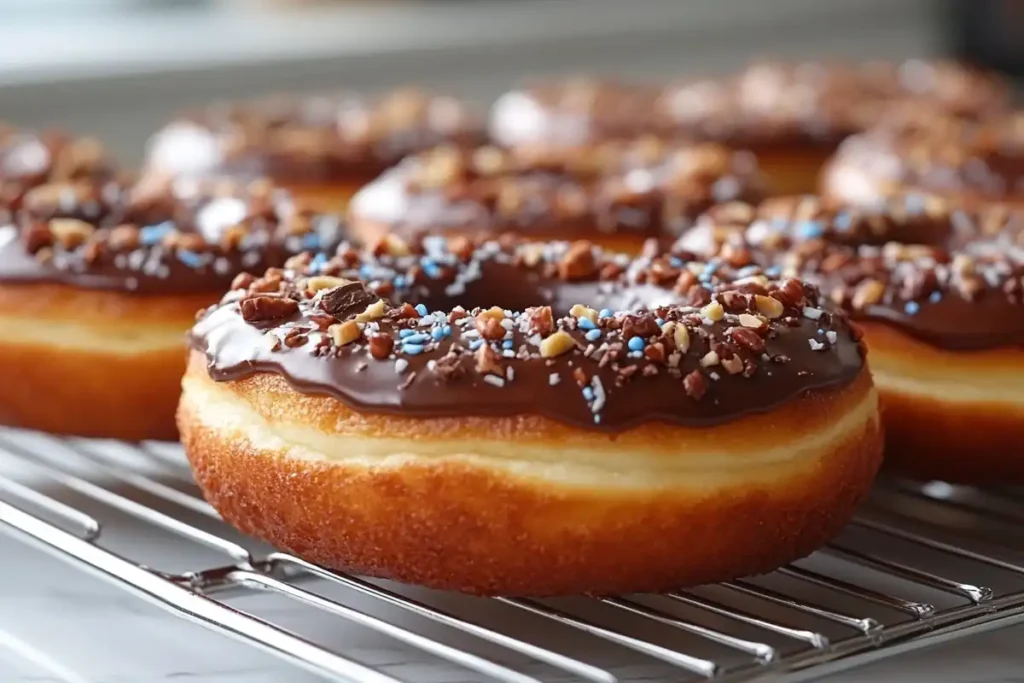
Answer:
[144,89,484,212]
[490,60,1010,195]
[179,235,881,595]
[0,170,345,440]
[347,139,764,253]
[821,110,1024,209]
[678,195,1024,483]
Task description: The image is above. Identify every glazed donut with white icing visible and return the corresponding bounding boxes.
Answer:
[180,234,881,596]
[678,195,1024,483]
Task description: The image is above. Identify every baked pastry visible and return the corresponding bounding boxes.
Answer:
[347,138,764,253]
[144,89,484,213]
[678,195,1024,483]
[179,235,882,596]
[821,110,1024,209]
[490,61,1010,195]
[0,167,345,440]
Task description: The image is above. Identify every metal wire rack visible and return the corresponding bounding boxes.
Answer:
[0,427,1022,683]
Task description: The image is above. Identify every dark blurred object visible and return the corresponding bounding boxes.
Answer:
[946,0,1024,85]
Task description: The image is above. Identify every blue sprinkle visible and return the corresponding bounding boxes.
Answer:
[929,291,942,303]
[414,303,429,316]
[469,339,484,351]
[655,317,664,327]
[442,325,451,337]
[359,264,373,280]
[578,317,596,330]
[309,252,328,273]
[905,194,926,215]
[585,329,602,342]
[503,339,514,349]
[669,256,683,268]
[582,387,594,401]
[399,329,417,339]
[139,221,174,246]
[301,232,321,250]
[627,336,646,352]
[599,308,613,319]
[904,301,921,316]
[393,275,406,288]
[402,343,425,355]
[431,327,446,341]
[765,266,782,278]
[796,220,825,239]
[423,263,442,279]
[404,333,430,345]
[177,249,203,268]
[833,212,853,232]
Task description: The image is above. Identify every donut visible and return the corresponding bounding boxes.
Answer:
[676,195,1024,483]
[0,170,345,440]
[178,235,882,596]
[490,60,1010,196]
[144,89,484,213]
[821,110,1024,209]
[347,138,764,253]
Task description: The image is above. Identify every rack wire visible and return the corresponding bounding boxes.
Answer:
[0,427,1022,683]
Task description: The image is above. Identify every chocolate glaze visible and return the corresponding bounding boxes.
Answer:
[489,60,1010,152]
[0,177,345,294]
[822,111,1024,205]
[677,196,1024,350]
[145,89,484,185]
[191,236,865,430]
[348,140,764,242]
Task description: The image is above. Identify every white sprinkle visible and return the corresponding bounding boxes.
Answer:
[549,373,561,385]
[709,372,721,381]
[826,331,838,344]
[803,307,824,320]
[809,339,826,351]
[394,359,409,374]
[502,349,516,358]
[506,367,515,381]
[426,360,437,372]
[500,318,514,330]
[589,376,607,414]
[527,333,543,347]
[462,329,480,339]
[444,281,466,297]
[483,375,506,388]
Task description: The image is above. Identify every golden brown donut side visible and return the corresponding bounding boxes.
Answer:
[0,283,209,439]
[859,321,1024,484]
[179,351,882,596]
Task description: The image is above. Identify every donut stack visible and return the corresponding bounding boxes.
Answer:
[1,59,1017,596]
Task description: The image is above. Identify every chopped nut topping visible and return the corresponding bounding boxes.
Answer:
[328,320,361,346]
[540,330,576,358]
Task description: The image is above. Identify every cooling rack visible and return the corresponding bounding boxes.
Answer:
[0,427,1022,683]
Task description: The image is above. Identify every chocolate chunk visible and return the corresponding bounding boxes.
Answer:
[320,282,378,319]
[240,295,299,323]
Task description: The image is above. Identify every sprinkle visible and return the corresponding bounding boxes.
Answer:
[808,339,826,351]
[139,221,174,245]
[929,291,942,303]
[796,220,825,239]
[502,339,514,349]
[431,327,446,341]
[394,358,409,374]
[826,331,838,344]
[627,336,646,352]
[423,263,442,279]
[904,301,921,316]
[585,329,602,342]
[655,318,664,327]
[502,349,516,358]
[301,232,321,250]
[483,375,506,388]
[177,249,204,268]
[309,252,328,273]
[578,317,596,330]
[403,333,430,345]
[393,275,406,288]
[469,339,484,351]
[582,387,594,401]
[414,303,429,316]
[802,307,824,320]
[402,343,425,355]
[549,373,561,386]
[506,367,515,381]
[589,376,607,414]
[399,329,418,338]
[599,308,613,319]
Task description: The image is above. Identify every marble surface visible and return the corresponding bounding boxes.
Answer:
[0,433,1022,683]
